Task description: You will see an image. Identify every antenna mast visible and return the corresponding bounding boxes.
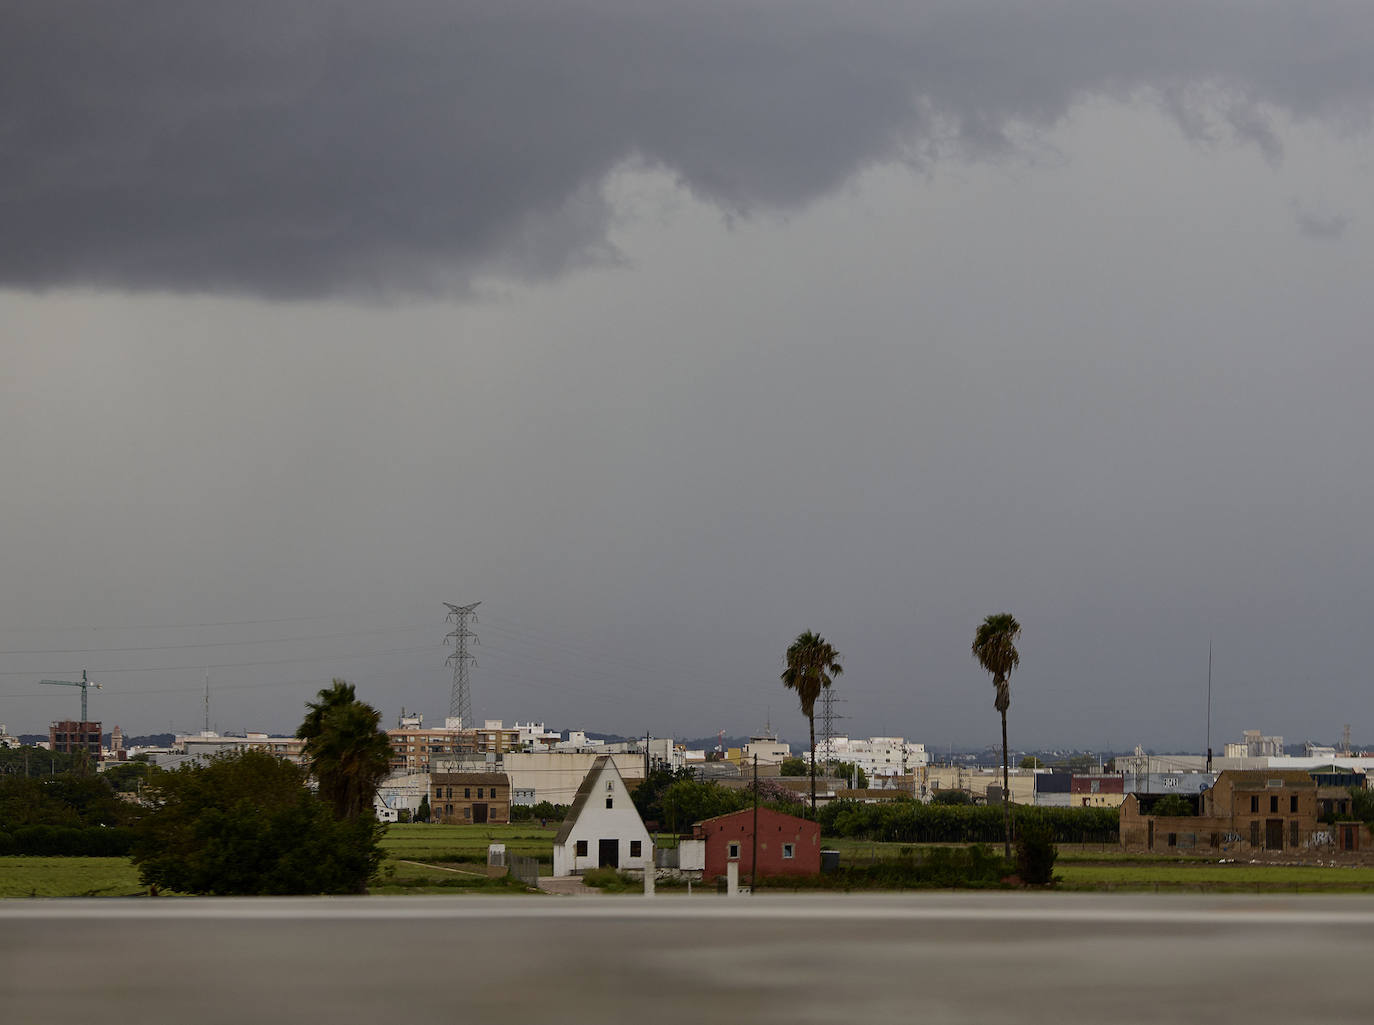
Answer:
[444,601,481,728]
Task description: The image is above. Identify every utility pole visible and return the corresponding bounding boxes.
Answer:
[40,669,101,721]
[444,601,481,728]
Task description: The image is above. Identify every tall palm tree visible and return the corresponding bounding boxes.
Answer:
[781,631,843,815]
[972,613,1021,858]
[297,679,393,821]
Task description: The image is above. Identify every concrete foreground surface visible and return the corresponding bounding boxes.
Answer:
[3,893,1372,1024]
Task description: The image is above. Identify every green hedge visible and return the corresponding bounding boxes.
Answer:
[819,799,1118,844]
[0,825,137,856]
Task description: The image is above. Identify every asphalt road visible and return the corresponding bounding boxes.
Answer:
[4,893,1372,1024]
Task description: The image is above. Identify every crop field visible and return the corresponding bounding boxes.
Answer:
[0,857,144,898]
[380,823,557,865]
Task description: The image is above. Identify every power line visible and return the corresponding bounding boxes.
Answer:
[0,621,434,656]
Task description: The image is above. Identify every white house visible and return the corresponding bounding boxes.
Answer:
[552,756,653,877]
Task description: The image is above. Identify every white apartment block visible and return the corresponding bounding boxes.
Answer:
[815,736,929,779]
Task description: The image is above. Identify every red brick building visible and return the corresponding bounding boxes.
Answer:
[694,807,820,879]
[49,720,101,757]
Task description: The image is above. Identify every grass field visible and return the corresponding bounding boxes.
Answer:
[1057,862,1374,892]
[0,857,145,898]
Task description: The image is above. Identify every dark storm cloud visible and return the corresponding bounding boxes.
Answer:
[3,1,1371,297]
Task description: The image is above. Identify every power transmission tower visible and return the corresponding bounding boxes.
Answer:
[444,601,481,728]
[820,687,843,771]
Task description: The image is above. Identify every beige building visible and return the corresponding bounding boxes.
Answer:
[926,765,1035,805]
[430,771,511,825]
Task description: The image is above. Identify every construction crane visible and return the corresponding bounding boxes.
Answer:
[40,668,101,721]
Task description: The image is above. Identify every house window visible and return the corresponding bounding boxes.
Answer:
[1250,796,1259,813]
[630,840,642,858]
[783,843,795,859]
[728,842,740,859]
[1290,795,1298,813]
[1270,796,1279,813]
[606,797,613,809]
[576,840,588,857]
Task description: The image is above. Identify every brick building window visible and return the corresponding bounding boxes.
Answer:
[1270,795,1279,813]
[728,842,740,859]
[1290,795,1298,813]
[465,788,471,798]
[1250,796,1259,813]
[478,788,484,799]
[1250,821,1260,847]
[783,843,795,859]
[1290,821,1299,847]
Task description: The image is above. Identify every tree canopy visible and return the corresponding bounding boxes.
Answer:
[296,678,393,821]
[132,749,383,895]
[782,630,843,814]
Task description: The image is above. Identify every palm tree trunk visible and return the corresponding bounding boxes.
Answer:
[1001,707,1010,860]
[809,713,817,816]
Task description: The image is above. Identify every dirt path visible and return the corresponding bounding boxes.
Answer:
[397,859,489,878]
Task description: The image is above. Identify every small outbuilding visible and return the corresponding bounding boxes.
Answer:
[694,807,820,880]
[552,756,653,876]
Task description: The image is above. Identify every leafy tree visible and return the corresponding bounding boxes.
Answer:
[132,749,383,895]
[779,756,809,776]
[972,612,1021,858]
[296,679,393,821]
[0,745,77,778]
[1150,794,1195,817]
[660,780,752,827]
[102,761,157,793]
[631,765,698,828]
[781,631,844,815]
[415,793,431,823]
[1350,787,1374,828]
[932,789,973,806]
[1019,756,1043,769]
[831,761,868,788]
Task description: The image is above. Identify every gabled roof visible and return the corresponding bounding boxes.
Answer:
[554,755,612,846]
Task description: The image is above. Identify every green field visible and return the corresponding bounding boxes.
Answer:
[7,827,1373,897]
[380,823,557,865]
[0,857,145,898]
[1057,862,1374,892]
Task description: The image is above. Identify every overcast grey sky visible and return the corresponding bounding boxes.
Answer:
[3,2,1372,752]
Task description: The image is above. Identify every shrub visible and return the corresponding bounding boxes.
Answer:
[1014,817,1058,885]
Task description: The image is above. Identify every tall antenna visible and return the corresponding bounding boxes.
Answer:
[444,601,481,728]
[204,671,210,734]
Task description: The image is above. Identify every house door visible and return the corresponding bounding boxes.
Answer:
[473,803,488,824]
[598,839,619,868]
[1265,819,1284,850]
